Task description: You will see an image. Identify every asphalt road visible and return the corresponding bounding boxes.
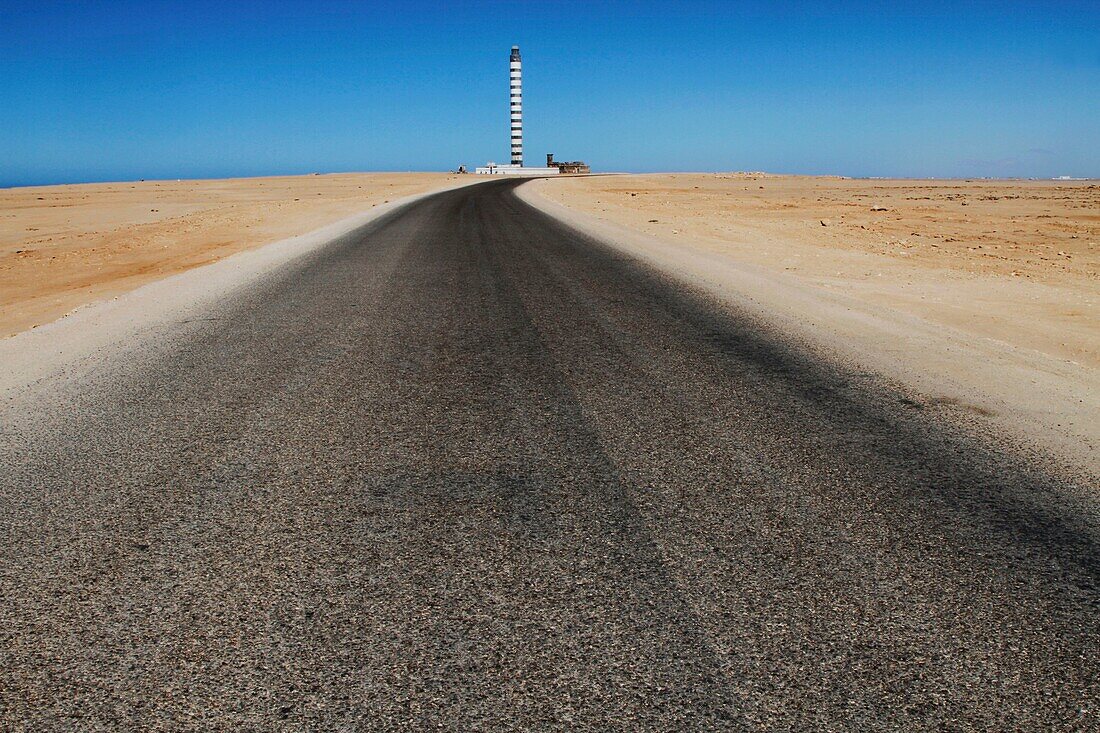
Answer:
[1,179,1098,731]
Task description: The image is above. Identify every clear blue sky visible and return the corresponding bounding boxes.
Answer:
[2,0,1097,185]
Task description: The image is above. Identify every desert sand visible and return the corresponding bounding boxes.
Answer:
[524,174,1099,470]
[533,174,1098,364]
[0,173,464,336]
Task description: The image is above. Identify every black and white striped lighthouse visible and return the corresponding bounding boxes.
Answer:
[509,45,523,166]
[476,45,562,174]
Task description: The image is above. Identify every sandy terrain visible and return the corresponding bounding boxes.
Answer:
[0,173,465,336]
[533,174,1098,364]
[523,174,1099,471]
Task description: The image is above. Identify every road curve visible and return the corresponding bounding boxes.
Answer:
[1,179,1097,730]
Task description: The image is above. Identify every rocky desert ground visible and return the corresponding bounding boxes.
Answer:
[0,173,464,336]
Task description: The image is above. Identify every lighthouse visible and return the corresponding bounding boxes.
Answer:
[474,45,564,175]
[509,45,523,166]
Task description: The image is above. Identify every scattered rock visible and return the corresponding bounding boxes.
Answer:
[820,219,832,226]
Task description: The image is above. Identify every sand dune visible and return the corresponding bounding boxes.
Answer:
[0,173,464,336]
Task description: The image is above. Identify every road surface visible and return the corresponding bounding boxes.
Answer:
[2,179,1097,730]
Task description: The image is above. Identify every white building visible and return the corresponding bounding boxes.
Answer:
[474,162,558,176]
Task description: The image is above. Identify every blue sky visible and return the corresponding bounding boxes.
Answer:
[1,1,1097,185]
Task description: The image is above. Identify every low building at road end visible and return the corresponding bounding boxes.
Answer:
[474,162,560,176]
[473,154,591,175]
[546,153,590,175]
